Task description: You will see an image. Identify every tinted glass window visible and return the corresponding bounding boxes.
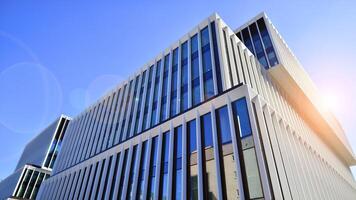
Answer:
[232,98,252,137]
[201,113,213,147]
[187,119,197,153]
[180,41,189,111]
[173,126,182,200]
[215,106,232,144]
[159,132,170,199]
[191,34,201,106]
[201,26,214,100]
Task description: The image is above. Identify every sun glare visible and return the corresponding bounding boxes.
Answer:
[321,93,339,112]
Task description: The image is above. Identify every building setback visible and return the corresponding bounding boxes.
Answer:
[37,13,356,200]
[0,115,70,200]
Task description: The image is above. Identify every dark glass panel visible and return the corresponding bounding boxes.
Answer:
[201,113,213,147]
[215,106,232,144]
[159,132,170,200]
[210,21,223,93]
[173,126,182,200]
[232,98,252,138]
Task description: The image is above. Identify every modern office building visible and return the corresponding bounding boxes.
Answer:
[0,115,70,200]
[36,13,356,200]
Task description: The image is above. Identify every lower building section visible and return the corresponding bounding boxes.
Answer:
[0,164,50,200]
[37,85,356,200]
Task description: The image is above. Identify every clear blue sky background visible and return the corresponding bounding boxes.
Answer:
[1,0,356,180]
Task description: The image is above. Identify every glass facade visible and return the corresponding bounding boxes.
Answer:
[187,119,198,200]
[160,54,170,122]
[14,167,50,200]
[34,14,307,200]
[201,27,214,100]
[39,94,268,200]
[136,141,148,200]
[147,136,159,199]
[236,17,279,69]
[143,66,154,131]
[180,42,189,111]
[159,132,170,200]
[173,126,182,200]
[171,48,179,117]
[151,60,162,126]
[191,34,201,106]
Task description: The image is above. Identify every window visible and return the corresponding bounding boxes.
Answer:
[17,169,33,197]
[93,159,106,200]
[134,71,147,135]
[180,41,189,111]
[160,54,170,121]
[191,34,201,106]
[173,126,182,200]
[171,48,179,117]
[187,119,198,199]
[127,145,138,199]
[31,172,45,199]
[159,132,170,200]
[109,153,120,199]
[216,106,239,199]
[242,28,255,54]
[136,141,148,200]
[200,113,218,199]
[99,156,112,199]
[147,136,159,199]
[201,26,214,100]
[126,77,140,137]
[244,148,263,198]
[118,150,129,197]
[151,60,162,126]
[24,171,39,198]
[257,18,278,66]
[249,23,268,69]
[201,113,213,148]
[232,98,252,138]
[210,22,223,93]
[119,80,133,142]
[143,66,154,131]
[232,98,263,199]
[215,106,232,144]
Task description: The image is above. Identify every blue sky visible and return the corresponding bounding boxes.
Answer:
[1,0,356,180]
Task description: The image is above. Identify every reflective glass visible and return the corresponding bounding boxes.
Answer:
[201,113,213,147]
[134,71,146,134]
[171,48,179,116]
[173,126,182,200]
[147,137,159,199]
[216,106,239,199]
[200,112,218,199]
[118,150,128,197]
[215,106,232,144]
[191,34,200,106]
[187,120,198,200]
[232,98,252,137]
[249,23,268,69]
[180,41,189,111]
[136,141,148,200]
[210,21,223,93]
[201,27,214,100]
[188,119,197,153]
[143,66,154,130]
[160,54,170,121]
[151,60,161,126]
[257,18,278,66]
[242,28,255,54]
[127,146,138,199]
[159,132,170,200]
